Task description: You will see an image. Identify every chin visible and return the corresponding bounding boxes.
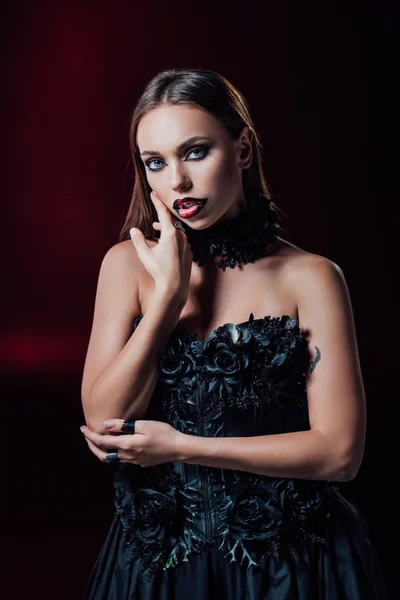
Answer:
[182,200,237,230]
[186,216,220,231]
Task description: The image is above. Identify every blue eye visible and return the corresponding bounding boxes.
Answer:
[145,158,164,172]
[145,145,210,173]
[189,147,207,160]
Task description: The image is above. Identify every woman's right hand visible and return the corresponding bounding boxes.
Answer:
[129,191,193,303]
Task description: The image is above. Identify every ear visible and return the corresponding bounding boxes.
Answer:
[237,126,254,169]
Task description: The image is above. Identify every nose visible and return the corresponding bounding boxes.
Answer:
[169,162,192,193]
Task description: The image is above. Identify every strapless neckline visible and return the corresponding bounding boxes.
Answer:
[134,312,305,345]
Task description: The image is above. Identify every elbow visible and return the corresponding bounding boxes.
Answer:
[81,400,108,434]
[315,429,365,482]
[89,422,108,435]
[82,402,144,435]
[328,449,364,482]
[82,412,107,435]
[332,460,360,482]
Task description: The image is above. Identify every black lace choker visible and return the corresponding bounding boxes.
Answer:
[179,193,280,270]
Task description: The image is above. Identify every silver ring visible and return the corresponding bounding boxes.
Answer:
[173,220,185,232]
[105,449,120,464]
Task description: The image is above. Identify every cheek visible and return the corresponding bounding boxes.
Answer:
[145,171,167,195]
[209,153,240,192]
[205,152,237,183]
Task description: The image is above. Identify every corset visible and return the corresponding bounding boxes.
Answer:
[113,313,338,582]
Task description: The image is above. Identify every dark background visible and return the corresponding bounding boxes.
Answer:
[1,1,398,598]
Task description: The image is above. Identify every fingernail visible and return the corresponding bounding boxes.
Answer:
[80,426,85,432]
[130,228,138,236]
[104,421,113,428]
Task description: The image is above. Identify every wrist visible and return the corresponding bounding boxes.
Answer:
[176,433,190,462]
[154,283,186,308]
[176,432,210,463]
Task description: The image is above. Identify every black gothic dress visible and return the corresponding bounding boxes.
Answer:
[83,313,388,600]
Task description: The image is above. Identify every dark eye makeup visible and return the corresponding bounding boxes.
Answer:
[144,145,211,173]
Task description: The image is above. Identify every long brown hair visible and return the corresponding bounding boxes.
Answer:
[119,68,282,242]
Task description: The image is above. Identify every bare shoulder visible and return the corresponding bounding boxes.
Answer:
[283,247,345,296]
[97,239,144,310]
[94,238,145,321]
[271,238,341,286]
[101,239,140,272]
[279,244,354,346]
[271,240,350,329]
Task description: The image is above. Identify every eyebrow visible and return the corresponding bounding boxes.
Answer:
[140,136,213,157]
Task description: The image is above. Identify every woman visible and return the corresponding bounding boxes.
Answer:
[80,68,388,599]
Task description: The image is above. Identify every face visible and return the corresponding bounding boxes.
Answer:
[136,105,253,229]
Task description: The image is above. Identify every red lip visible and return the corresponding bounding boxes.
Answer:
[173,197,207,210]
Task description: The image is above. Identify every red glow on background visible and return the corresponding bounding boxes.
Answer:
[0,331,87,373]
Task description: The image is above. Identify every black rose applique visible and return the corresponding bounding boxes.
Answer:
[247,315,310,419]
[216,480,283,567]
[133,312,310,432]
[114,463,208,582]
[248,314,309,374]
[158,331,202,433]
[213,471,337,568]
[159,333,198,384]
[191,322,263,419]
[189,314,309,425]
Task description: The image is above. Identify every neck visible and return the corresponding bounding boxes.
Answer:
[179,192,280,271]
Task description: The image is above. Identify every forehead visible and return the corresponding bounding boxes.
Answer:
[136,105,226,149]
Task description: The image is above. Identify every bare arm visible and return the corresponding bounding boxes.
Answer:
[81,242,184,433]
[81,193,193,434]
[177,255,366,482]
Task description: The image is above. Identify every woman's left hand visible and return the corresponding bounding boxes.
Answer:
[80,419,185,468]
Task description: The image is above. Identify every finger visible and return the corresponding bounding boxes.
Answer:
[150,191,160,204]
[81,426,128,449]
[130,227,150,258]
[150,193,175,232]
[85,437,107,461]
[103,419,136,434]
[150,194,183,237]
[85,438,129,464]
[103,418,126,431]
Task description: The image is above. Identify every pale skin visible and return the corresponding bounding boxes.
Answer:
[81,105,366,482]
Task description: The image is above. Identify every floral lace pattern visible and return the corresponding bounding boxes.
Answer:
[210,470,337,567]
[113,312,337,582]
[155,312,310,435]
[114,463,211,582]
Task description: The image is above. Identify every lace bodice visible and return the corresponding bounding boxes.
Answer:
[113,312,338,581]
